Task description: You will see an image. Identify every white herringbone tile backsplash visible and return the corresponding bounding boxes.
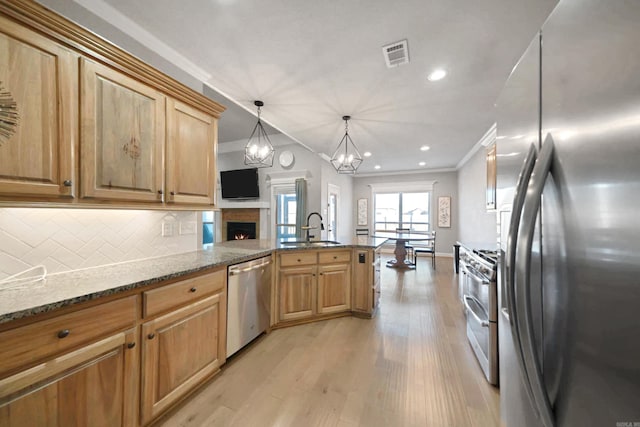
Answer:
[0,208,199,279]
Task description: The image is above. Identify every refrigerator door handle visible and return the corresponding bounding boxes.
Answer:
[506,143,538,400]
[515,134,556,427]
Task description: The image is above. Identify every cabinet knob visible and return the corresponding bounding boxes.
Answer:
[147,333,155,340]
[57,329,70,339]
[127,342,136,349]
[297,259,301,262]
[190,287,197,293]
[333,256,338,259]
[63,180,72,187]
[170,191,175,196]
[158,190,163,195]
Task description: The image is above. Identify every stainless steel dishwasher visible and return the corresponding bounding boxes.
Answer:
[226,255,271,357]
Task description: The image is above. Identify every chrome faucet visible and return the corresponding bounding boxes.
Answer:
[303,212,324,241]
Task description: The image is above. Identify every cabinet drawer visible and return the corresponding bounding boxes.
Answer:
[0,296,137,377]
[318,250,351,264]
[280,251,317,267]
[143,269,226,317]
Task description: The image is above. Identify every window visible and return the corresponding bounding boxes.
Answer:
[202,211,214,248]
[274,187,297,241]
[374,191,430,232]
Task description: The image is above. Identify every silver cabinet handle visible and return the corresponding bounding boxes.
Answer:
[515,133,555,427]
[506,143,538,406]
[463,295,490,327]
[228,259,271,276]
[501,307,510,321]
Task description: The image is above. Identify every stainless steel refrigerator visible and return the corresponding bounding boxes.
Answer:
[496,0,640,426]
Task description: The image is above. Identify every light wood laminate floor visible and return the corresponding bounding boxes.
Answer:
[159,256,500,427]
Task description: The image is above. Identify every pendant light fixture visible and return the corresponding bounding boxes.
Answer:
[330,115,363,174]
[244,100,274,168]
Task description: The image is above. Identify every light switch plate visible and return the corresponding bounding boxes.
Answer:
[179,221,197,235]
[162,221,174,237]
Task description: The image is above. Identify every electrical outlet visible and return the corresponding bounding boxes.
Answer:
[162,221,174,237]
[179,221,197,235]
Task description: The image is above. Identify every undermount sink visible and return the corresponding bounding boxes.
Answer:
[280,240,342,247]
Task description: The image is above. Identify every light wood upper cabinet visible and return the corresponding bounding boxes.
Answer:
[0,330,139,427]
[141,292,226,425]
[0,15,77,199]
[80,59,165,203]
[166,99,217,205]
[0,0,225,208]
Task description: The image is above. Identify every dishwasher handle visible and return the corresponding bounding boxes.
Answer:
[228,258,272,276]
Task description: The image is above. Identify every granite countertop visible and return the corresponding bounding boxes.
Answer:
[0,237,388,325]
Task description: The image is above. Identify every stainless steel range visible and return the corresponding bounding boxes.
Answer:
[460,248,498,385]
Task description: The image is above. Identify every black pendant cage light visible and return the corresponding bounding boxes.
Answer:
[244,100,274,168]
[330,115,363,174]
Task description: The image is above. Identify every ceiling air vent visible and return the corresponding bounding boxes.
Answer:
[382,39,409,68]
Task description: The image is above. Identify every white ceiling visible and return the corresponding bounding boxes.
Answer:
[73,0,558,173]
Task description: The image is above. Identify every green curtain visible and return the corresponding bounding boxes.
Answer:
[295,178,307,239]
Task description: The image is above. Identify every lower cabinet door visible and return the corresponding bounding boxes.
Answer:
[278,265,316,322]
[140,293,226,425]
[0,330,138,427]
[317,263,351,314]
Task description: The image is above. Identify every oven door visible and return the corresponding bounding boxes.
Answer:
[463,264,498,384]
[464,265,496,321]
[464,293,491,375]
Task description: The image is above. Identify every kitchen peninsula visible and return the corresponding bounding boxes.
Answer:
[0,237,385,426]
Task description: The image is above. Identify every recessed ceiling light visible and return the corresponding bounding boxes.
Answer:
[420,145,430,151]
[374,165,381,170]
[419,161,426,166]
[363,151,372,157]
[427,69,447,82]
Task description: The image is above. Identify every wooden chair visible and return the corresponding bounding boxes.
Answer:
[355,228,369,236]
[395,228,414,262]
[413,231,436,269]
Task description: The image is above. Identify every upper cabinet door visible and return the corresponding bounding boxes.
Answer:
[0,16,77,199]
[166,99,217,206]
[80,59,165,203]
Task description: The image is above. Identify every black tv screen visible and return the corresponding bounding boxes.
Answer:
[220,168,260,199]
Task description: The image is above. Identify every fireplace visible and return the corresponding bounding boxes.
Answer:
[227,222,257,240]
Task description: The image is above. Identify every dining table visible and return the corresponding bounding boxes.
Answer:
[372,231,435,269]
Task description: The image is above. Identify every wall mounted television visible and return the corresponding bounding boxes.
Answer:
[220,168,260,199]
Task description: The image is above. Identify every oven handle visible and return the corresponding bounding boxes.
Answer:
[506,143,538,406]
[464,266,490,285]
[463,295,490,327]
[515,134,555,427]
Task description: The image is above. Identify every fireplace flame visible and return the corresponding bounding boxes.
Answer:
[234,233,249,240]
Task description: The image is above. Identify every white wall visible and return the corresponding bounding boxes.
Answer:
[457,147,497,245]
[0,208,198,280]
[352,171,458,255]
[217,139,354,242]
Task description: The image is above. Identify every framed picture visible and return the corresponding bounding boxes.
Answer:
[438,196,451,228]
[357,198,368,226]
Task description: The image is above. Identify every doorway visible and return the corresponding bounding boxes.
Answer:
[328,184,340,241]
